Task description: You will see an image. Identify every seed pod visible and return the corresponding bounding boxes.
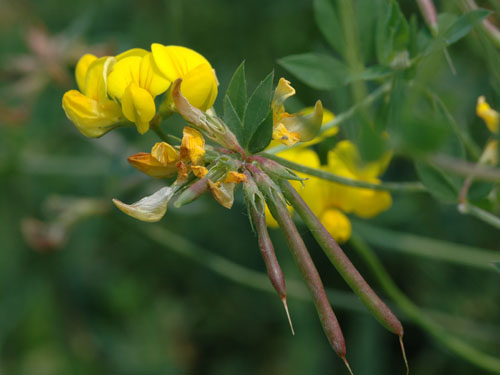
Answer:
[279,179,404,336]
[243,171,294,334]
[249,165,348,365]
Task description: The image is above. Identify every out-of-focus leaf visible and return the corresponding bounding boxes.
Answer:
[443,9,490,45]
[223,97,244,143]
[468,181,494,202]
[224,61,247,120]
[248,110,273,154]
[376,2,409,66]
[425,9,490,55]
[243,71,274,148]
[313,0,344,56]
[346,66,392,83]
[494,262,500,273]
[278,53,347,90]
[415,161,458,202]
[356,0,383,62]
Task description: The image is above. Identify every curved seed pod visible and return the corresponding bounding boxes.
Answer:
[249,165,349,366]
[243,171,294,334]
[278,179,404,336]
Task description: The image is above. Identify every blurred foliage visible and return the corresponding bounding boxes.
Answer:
[1,0,500,374]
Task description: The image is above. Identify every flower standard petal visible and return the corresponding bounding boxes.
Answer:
[151,44,210,81]
[180,63,218,111]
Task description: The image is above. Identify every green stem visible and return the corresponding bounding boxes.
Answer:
[352,220,500,271]
[459,202,500,230]
[262,153,427,193]
[280,180,403,336]
[266,83,391,155]
[431,154,500,183]
[349,233,500,374]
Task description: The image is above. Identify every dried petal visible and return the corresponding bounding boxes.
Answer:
[180,126,205,165]
[112,186,174,222]
[208,180,235,209]
[224,171,247,183]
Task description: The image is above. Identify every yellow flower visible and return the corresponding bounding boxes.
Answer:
[151,44,218,111]
[62,54,124,137]
[477,96,499,134]
[107,50,170,134]
[128,141,180,178]
[266,142,392,242]
[271,78,323,146]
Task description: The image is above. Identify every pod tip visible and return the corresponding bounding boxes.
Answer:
[281,296,295,336]
[341,356,354,375]
[399,335,409,375]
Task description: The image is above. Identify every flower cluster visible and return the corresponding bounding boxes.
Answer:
[62,48,405,369]
[62,44,218,137]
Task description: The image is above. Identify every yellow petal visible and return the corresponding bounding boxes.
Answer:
[224,171,247,183]
[151,141,179,165]
[151,44,211,82]
[180,126,205,164]
[84,56,115,102]
[62,90,123,138]
[320,209,352,243]
[272,122,301,146]
[107,56,141,99]
[121,82,156,134]
[116,48,149,61]
[128,152,178,178]
[75,53,97,92]
[351,188,392,218]
[113,186,174,222]
[328,140,391,179]
[191,165,208,179]
[477,96,499,133]
[272,77,296,108]
[179,63,218,110]
[281,100,323,142]
[108,53,169,101]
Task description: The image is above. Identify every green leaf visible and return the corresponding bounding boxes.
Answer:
[443,9,490,45]
[346,65,392,83]
[313,0,344,56]
[248,110,273,154]
[278,53,347,90]
[243,71,274,148]
[425,9,490,55]
[224,61,247,120]
[376,2,409,66]
[468,181,494,202]
[223,96,244,143]
[415,161,458,202]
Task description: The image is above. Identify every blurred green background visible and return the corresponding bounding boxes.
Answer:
[1,0,499,374]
